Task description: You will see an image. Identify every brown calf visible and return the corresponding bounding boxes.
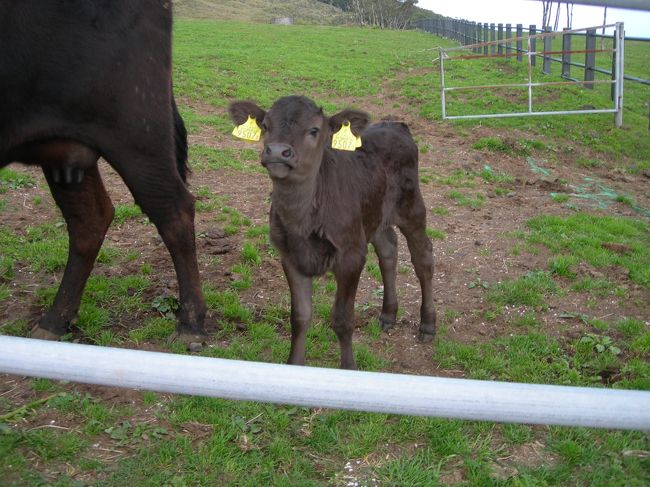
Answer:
[230,96,436,369]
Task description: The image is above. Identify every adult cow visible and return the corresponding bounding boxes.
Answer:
[229,96,437,370]
[0,1,207,346]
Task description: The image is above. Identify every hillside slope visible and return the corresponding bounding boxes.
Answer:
[174,0,351,24]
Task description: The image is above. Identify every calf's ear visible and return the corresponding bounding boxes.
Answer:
[329,109,369,136]
[228,101,266,127]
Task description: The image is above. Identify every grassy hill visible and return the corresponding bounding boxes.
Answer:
[173,0,351,24]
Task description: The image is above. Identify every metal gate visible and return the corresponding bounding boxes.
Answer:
[438,22,625,127]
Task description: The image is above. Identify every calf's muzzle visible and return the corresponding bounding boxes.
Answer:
[261,143,297,179]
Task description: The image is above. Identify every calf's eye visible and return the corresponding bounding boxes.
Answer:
[308,127,320,137]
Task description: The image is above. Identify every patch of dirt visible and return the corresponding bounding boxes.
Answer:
[490,441,559,481]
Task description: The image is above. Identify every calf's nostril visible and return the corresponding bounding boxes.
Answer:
[265,147,272,155]
[282,148,292,158]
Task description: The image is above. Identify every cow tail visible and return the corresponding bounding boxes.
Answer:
[172,95,190,182]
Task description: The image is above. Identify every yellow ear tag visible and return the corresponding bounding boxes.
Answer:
[232,115,261,142]
[332,122,362,151]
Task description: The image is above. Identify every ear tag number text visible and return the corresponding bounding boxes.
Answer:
[332,122,361,151]
[232,115,261,141]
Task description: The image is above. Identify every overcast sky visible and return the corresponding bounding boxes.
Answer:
[417,1,650,38]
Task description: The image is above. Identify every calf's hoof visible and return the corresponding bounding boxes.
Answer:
[168,331,208,352]
[31,326,62,341]
[418,331,435,343]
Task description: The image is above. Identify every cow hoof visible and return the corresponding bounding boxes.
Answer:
[418,331,435,343]
[168,331,208,351]
[31,326,62,341]
[379,318,395,331]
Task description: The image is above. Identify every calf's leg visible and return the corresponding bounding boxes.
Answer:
[397,201,437,342]
[332,251,366,370]
[32,165,114,339]
[371,227,398,331]
[282,258,313,366]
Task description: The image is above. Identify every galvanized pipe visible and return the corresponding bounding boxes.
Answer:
[445,108,618,120]
[0,336,649,430]
[615,21,625,127]
[528,0,650,12]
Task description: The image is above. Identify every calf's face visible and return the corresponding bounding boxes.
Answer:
[229,96,368,182]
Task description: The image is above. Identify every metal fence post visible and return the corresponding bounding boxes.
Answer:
[439,46,446,120]
[615,22,624,127]
[529,25,537,66]
[543,26,552,74]
[506,23,512,57]
[585,28,597,89]
[611,28,617,101]
[516,24,523,62]
[498,23,504,55]
[562,28,572,79]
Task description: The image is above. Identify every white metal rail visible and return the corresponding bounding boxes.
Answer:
[1,336,649,430]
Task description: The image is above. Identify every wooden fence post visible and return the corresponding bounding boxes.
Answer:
[484,23,489,55]
[562,28,572,79]
[506,23,512,57]
[498,23,503,55]
[490,23,496,54]
[530,25,537,66]
[516,24,523,62]
[584,28,596,89]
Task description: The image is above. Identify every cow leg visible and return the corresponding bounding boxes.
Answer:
[332,251,365,370]
[371,227,399,331]
[107,156,207,346]
[282,258,313,366]
[397,202,437,342]
[32,165,114,339]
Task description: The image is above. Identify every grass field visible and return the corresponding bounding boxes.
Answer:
[1,17,649,486]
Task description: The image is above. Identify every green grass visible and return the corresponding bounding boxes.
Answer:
[488,270,559,308]
[113,203,142,224]
[0,168,36,193]
[448,190,485,209]
[479,165,515,184]
[425,227,446,240]
[190,145,262,173]
[525,214,649,288]
[174,19,446,113]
